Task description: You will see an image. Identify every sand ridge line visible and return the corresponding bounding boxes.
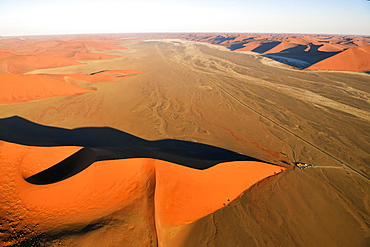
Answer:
[154,40,370,181]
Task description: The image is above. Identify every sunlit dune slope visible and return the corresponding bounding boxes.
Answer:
[305,46,370,71]
[0,140,287,245]
[155,160,288,226]
[317,43,347,52]
[263,42,299,54]
[0,74,94,104]
[0,52,83,73]
[235,41,261,51]
[0,39,126,55]
[0,141,157,246]
[288,37,311,45]
[0,38,127,74]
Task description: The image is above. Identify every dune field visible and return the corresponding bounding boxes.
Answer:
[0,33,369,246]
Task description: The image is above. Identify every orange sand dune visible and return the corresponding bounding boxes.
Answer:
[51,51,120,60]
[305,46,370,71]
[0,39,125,56]
[0,51,16,60]
[0,140,287,245]
[287,37,311,45]
[53,41,125,53]
[233,35,252,42]
[0,52,82,73]
[353,40,370,47]
[155,160,287,227]
[318,43,347,52]
[236,41,261,51]
[0,74,94,104]
[338,41,358,48]
[263,42,299,54]
[0,141,155,243]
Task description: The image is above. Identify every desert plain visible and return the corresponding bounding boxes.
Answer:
[0,33,369,246]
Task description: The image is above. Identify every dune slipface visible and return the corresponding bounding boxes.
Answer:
[0,74,94,104]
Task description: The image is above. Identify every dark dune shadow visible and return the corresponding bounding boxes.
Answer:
[252,41,280,54]
[228,39,254,51]
[0,116,269,184]
[209,36,236,44]
[26,148,96,185]
[262,44,341,69]
[229,43,248,51]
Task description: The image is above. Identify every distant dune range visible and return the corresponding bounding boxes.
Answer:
[0,39,125,74]
[184,33,370,71]
[0,34,369,246]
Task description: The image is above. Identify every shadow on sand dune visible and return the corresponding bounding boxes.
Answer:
[262,44,340,69]
[0,116,267,184]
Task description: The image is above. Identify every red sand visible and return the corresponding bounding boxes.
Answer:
[155,160,288,227]
[233,35,252,42]
[318,43,346,52]
[305,46,370,71]
[236,41,261,51]
[0,140,287,242]
[0,52,83,73]
[0,74,94,104]
[289,37,311,45]
[51,51,120,60]
[51,41,125,53]
[263,42,298,54]
[0,141,155,236]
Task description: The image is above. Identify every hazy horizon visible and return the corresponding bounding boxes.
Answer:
[1,0,370,37]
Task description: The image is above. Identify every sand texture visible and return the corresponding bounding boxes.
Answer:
[0,34,369,246]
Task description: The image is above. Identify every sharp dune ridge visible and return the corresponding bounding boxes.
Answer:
[0,33,369,246]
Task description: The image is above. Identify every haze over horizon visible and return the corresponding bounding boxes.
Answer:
[1,0,370,37]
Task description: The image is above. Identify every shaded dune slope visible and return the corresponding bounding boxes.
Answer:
[183,33,370,70]
[0,116,274,185]
[262,44,340,69]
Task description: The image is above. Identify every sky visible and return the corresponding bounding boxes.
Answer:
[1,0,370,36]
